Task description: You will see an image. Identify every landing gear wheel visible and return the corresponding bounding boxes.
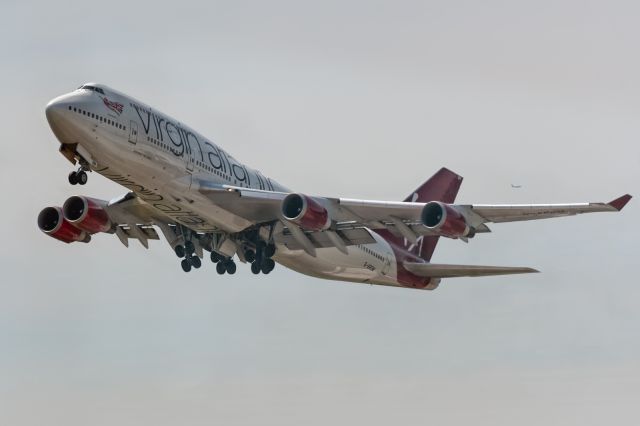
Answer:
[266,258,275,272]
[265,244,276,258]
[261,258,275,274]
[244,249,255,263]
[185,240,195,254]
[174,245,185,258]
[251,262,261,274]
[181,258,192,272]
[216,262,226,275]
[68,171,78,185]
[210,251,221,263]
[77,170,88,185]
[191,256,202,269]
[226,261,237,275]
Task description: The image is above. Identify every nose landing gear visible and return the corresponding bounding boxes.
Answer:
[68,169,88,185]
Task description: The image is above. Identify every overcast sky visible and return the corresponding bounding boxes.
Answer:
[1,1,639,425]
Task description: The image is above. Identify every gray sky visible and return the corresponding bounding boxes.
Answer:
[1,1,639,424]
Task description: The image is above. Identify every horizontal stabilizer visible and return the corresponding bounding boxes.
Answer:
[404,262,538,278]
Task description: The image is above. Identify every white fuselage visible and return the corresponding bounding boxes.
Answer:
[46,84,403,287]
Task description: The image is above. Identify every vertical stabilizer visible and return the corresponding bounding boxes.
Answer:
[377,167,463,262]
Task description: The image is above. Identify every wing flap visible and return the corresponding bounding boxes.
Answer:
[404,262,538,278]
[275,228,376,251]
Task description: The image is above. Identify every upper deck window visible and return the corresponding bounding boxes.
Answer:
[78,85,105,95]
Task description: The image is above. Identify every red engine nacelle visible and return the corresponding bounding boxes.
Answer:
[62,196,112,234]
[421,201,473,238]
[281,193,331,231]
[37,206,90,243]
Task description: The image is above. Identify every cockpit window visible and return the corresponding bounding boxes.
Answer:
[78,85,105,95]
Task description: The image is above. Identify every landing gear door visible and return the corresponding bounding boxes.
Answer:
[128,121,138,144]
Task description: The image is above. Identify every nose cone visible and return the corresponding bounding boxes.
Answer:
[46,93,82,144]
[45,97,67,125]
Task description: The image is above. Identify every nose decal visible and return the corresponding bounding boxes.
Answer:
[102,97,123,115]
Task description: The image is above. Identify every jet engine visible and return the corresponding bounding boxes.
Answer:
[281,193,331,231]
[421,201,473,239]
[62,196,112,234]
[37,206,90,243]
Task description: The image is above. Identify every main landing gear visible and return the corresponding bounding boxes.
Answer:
[210,251,237,275]
[172,227,277,275]
[175,240,202,273]
[246,242,276,275]
[68,168,88,185]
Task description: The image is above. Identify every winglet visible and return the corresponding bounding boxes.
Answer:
[608,194,632,211]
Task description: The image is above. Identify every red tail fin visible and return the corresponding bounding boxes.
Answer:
[402,167,463,205]
[377,167,463,262]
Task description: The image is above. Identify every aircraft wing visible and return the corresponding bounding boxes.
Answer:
[457,194,632,227]
[91,192,206,253]
[196,181,631,253]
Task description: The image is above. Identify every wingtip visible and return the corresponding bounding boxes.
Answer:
[608,194,632,211]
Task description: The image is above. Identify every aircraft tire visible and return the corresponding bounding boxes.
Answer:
[181,259,192,272]
[251,262,261,274]
[244,250,255,263]
[68,171,78,185]
[262,258,275,274]
[263,259,276,273]
[226,261,237,275]
[265,244,276,258]
[175,245,185,258]
[191,256,202,269]
[210,251,220,263]
[185,240,195,254]
[216,262,226,275]
[77,171,88,185]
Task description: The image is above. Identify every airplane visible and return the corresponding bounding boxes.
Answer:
[38,83,632,290]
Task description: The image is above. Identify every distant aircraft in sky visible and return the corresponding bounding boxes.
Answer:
[38,83,632,290]
[511,184,523,188]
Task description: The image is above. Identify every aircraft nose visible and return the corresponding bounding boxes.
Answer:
[45,98,66,123]
[45,94,80,143]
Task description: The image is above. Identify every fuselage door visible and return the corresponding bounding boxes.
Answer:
[128,120,138,144]
[184,136,194,173]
